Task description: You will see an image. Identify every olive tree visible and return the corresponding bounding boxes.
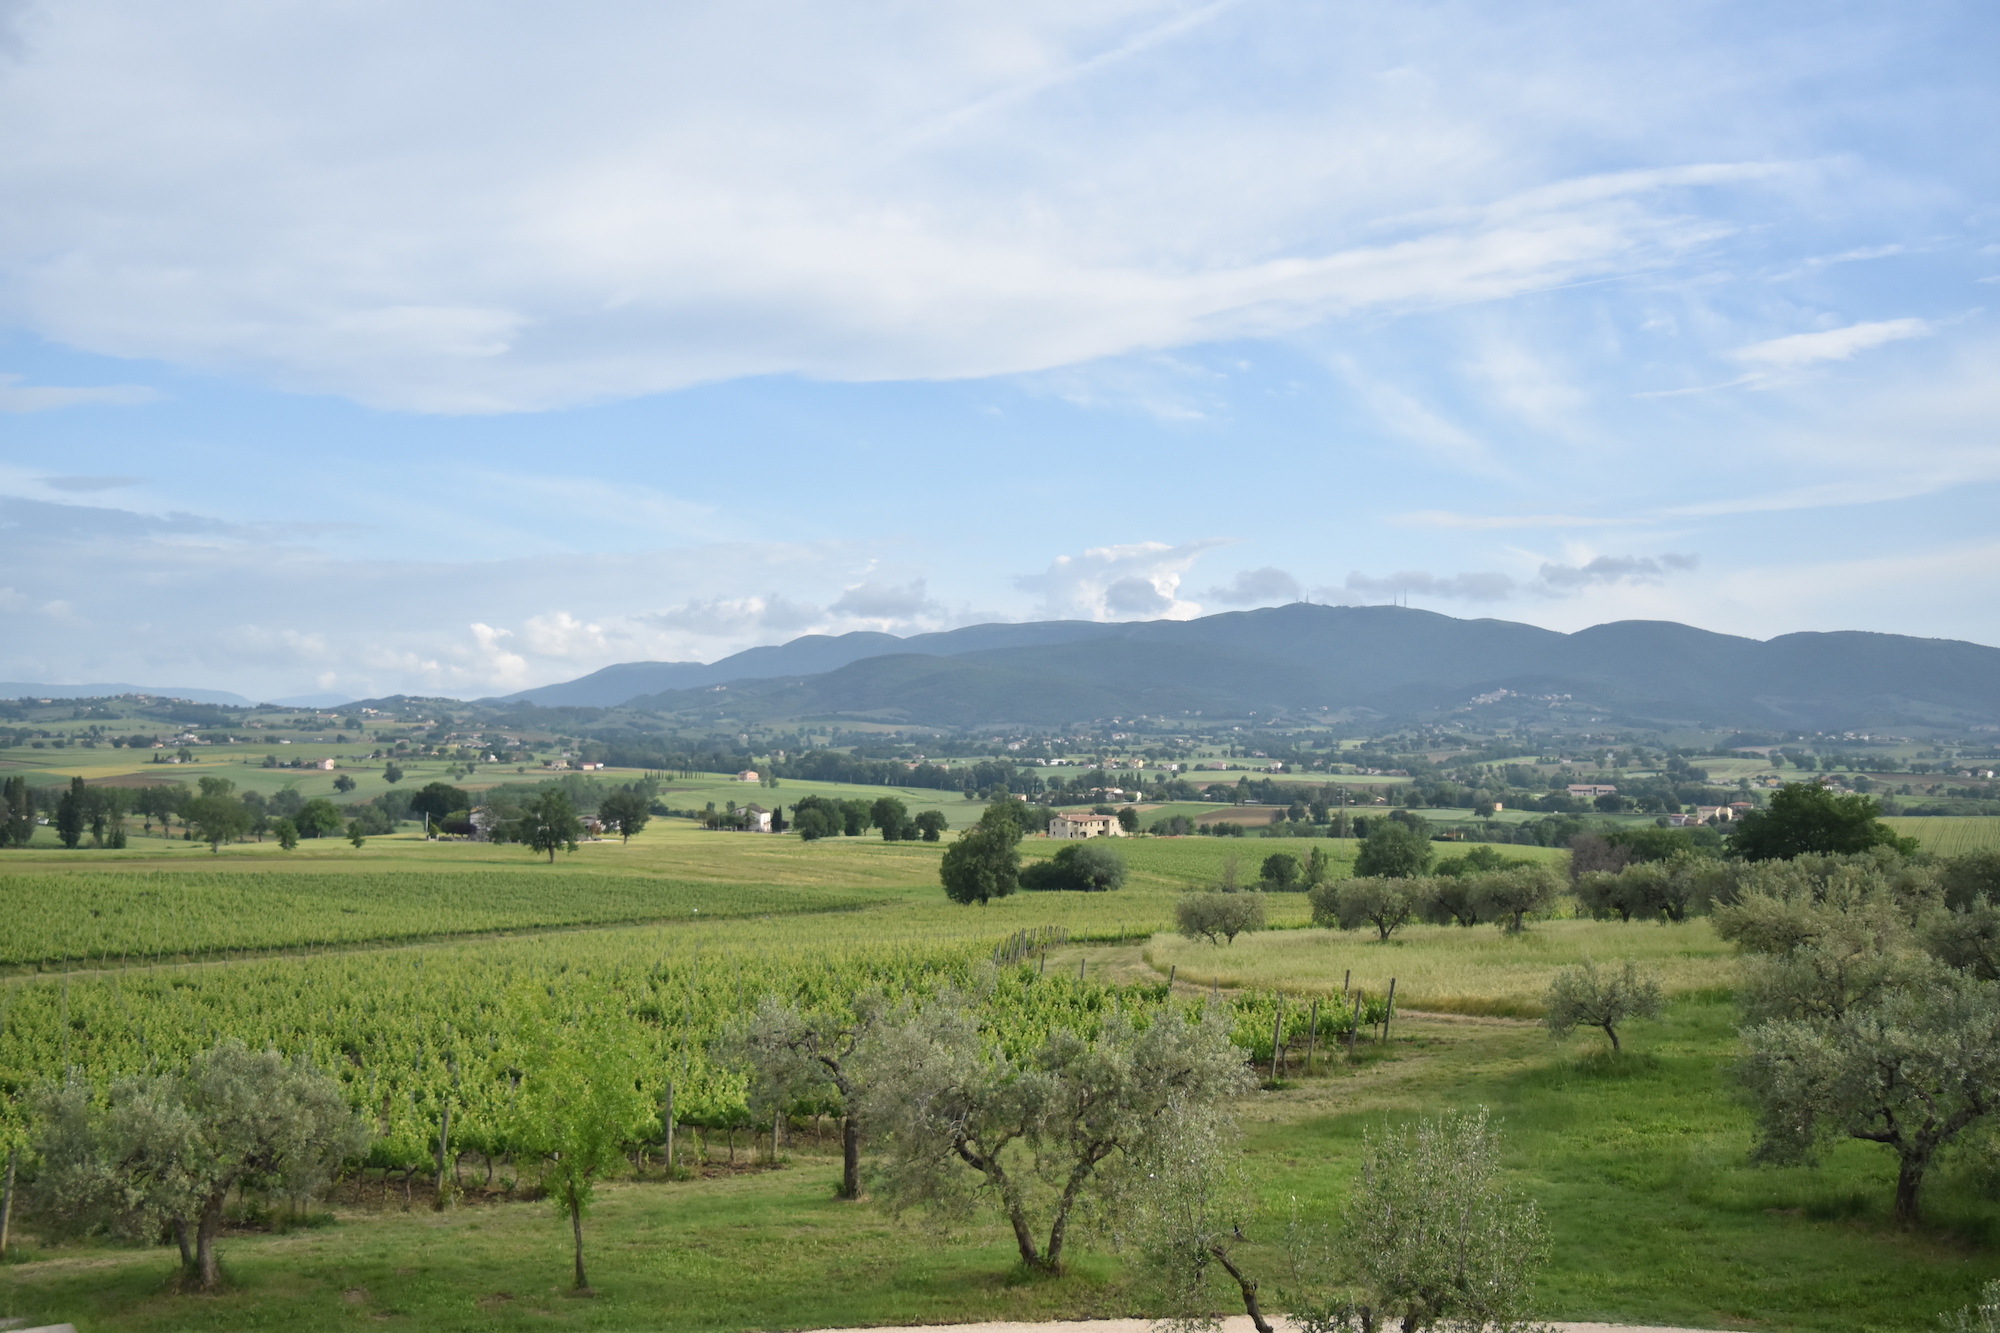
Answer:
[1543,960,1663,1053]
[1129,1095,1274,1333]
[1739,965,2000,1225]
[1176,890,1265,945]
[858,993,1248,1274]
[1314,877,1420,942]
[30,1042,366,1291]
[1288,1109,1551,1333]
[1471,866,1562,934]
[727,993,883,1199]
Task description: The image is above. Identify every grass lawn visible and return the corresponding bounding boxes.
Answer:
[7,998,1994,1333]
[1144,917,1738,1015]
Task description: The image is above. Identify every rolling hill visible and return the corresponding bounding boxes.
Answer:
[559,604,2000,732]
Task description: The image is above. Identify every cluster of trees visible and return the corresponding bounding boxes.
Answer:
[1311,863,1565,940]
[788,795,947,842]
[1721,847,2000,1223]
[936,804,1120,904]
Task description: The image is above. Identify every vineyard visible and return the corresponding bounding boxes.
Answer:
[0,870,896,966]
[1883,815,2000,856]
[0,915,1378,1174]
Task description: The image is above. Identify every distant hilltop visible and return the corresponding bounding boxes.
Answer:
[481,604,2000,733]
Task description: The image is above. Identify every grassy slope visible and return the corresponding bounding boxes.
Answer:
[1885,815,2000,855]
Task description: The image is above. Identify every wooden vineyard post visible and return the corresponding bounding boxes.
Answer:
[1384,978,1397,1044]
[662,1082,676,1177]
[434,1101,452,1208]
[1168,964,1176,989]
[1343,969,1351,999]
[1270,996,1284,1083]
[1348,991,1361,1058]
[1080,956,1087,984]
[1306,998,1319,1075]
[0,1146,14,1259]
[773,1105,783,1164]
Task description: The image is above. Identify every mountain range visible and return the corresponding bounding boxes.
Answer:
[494,605,2000,732]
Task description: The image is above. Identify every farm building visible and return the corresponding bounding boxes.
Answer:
[736,769,760,782]
[1048,811,1124,839]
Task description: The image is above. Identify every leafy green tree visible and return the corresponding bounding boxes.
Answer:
[1176,890,1265,945]
[841,799,872,837]
[1303,845,1333,890]
[382,763,404,784]
[939,810,1021,904]
[792,804,838,841]
[1354,821,1433,878]
[1260,852,1303,891]
[510,789,583,862]
[871,796,909,841]
[1741,966,2000,1224]
[408,781,470,827]
[1288,1109,1549,1333]
[728,994,884,1200]
[1116,806,1140,833]
[1417,876,1483,927]
[859,996,1248,1275]
[598,790,651,844]
[272,818,299,851]
[55,776,86,849]
[346,820,366,849]
[1473,866,1564,934]
[184,793,251,853]
[912,810,949,842]
[1544,960,1663,1053]
[332,774,356,794]
[1,775,32,848]
[1731,782,1914,861]
[509,1016,654,1290]
[1021,841,1127,892]
[29,1042,366,1291]
[1316,877,1420,941]
[294,798,343,840]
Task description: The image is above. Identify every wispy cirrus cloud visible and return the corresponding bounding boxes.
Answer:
[1731,318,1933,370]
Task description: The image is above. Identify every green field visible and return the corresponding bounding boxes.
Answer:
[3,821,1998,1332]
[1885,815,2000,855]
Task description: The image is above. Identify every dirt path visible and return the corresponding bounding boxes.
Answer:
[803,1318,1745,1333]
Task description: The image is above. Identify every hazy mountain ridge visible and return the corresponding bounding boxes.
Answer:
[590,605,2000,731]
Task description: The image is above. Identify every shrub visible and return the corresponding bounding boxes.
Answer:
[1544,960,1664,1053]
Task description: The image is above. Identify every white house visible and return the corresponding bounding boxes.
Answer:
[736,770,760,783]
[1048,811,1125,839]
[1567,784,1618,799]
[316,758,337,771]
[741,804,773,833]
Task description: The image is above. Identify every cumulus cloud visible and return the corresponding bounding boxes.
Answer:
[827,579,940,621]
[1536,552,1699,590]
[1202,566,1301,606]
[0,5,1781,412]
[1732,319,1932,369]
[1016,539,1221,621]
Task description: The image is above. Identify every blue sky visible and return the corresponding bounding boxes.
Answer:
[2,0,1997,701]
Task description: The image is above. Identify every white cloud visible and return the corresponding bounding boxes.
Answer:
[827,579,942,622]
[1731,318,1932,369]
[0,5,1785,412]
[0,373,157,412]
[1016,539,1221,621]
